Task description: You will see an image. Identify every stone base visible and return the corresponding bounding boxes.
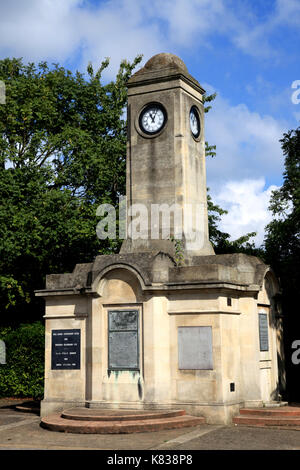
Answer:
[41,398,241,425]
[243,400,264,408]
[40,399,86,418]
[36,251,283,426]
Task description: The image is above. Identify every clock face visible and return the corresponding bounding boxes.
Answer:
[139,103,166,135]
[190,106,200,138]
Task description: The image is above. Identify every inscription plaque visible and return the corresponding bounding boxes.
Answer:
[178,326,213,370]
[51,329,80,370]
[259,313,269,352]
[108,310,139,370]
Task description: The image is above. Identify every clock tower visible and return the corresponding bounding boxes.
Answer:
[120,53,214,260]
[38,53,283,426]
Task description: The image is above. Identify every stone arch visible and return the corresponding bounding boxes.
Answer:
[257,268,280,307]
[92,264,146,304]
[92,263,147,295]
[265,269,280,301]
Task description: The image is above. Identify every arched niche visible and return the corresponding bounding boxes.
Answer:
[96,267,144,304]
[257,269,280,307]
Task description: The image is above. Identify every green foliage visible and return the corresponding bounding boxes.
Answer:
[0,322,45,398]
[203,92,217,158]
[264,127,300,296]
[264,127,300,401]
[0,275,29,310]
[203,92,217,113]
[0,55,142,323]
[0,56,141,201]
[170,237,185,266]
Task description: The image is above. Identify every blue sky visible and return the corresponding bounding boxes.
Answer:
[0,0,299,245]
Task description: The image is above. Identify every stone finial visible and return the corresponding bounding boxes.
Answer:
[142,53,188,73]
[128,52,204,92]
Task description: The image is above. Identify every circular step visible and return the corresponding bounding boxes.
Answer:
[40,409,206,434]
[240,406,300,417]
[233,406,300,428]
[15,400,40,414]
[233,415,300,427]
[61,408,186,421]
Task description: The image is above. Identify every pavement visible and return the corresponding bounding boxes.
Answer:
[0,398,300,453]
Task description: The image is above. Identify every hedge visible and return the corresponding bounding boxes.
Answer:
[0,322,44,399]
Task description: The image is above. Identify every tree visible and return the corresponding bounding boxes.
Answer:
[264,127,300,280]
[0,322,45,398]
[0,56,142,325]
[264,127,300,401]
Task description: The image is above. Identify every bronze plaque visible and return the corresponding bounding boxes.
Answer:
[259,314,269,352]
[108,310,139,370]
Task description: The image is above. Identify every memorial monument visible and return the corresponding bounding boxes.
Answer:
[36,53,284,425]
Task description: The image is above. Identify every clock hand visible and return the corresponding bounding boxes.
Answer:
[153,110,159,123]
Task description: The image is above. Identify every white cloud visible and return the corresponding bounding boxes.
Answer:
[229,0,300,58]
[202,85,288,243]
[0,0,168,77]
[211,178,278,246]
[0,0,83,62]
[72,0,233,77]
[147,0,227,46]
[1,0,297,78]
[275,0,300,26]
[204,86,287,186]
[75,0,167,79]
[293,111,300,122]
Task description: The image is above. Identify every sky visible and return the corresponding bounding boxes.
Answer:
[0,0,299,246]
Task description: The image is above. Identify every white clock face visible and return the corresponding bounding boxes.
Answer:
[190,107,200,138]
[140,104,166,134]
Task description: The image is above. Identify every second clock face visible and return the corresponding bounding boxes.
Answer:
[190,106,201,138]
[139,104,166,135]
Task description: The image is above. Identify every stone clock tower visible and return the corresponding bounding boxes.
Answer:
[37,53,284,427]
[121,53,214,259]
